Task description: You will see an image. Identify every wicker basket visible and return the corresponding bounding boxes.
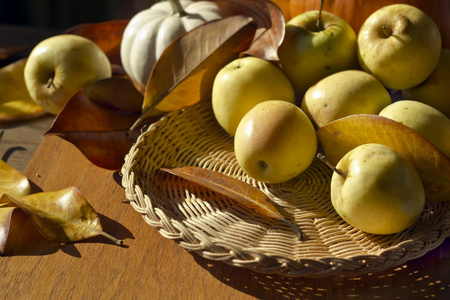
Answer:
[121,100,450,278]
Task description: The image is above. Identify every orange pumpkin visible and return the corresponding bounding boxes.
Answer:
[280,0,449,49]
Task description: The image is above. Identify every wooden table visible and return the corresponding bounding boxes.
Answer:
[0,25,449,300]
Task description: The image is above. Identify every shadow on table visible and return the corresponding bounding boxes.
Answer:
[192,238,449,299]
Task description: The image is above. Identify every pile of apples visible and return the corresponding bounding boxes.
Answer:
[212,3,450,235]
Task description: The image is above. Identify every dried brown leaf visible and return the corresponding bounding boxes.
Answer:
[159,166,301,239]
[317,114,450,202]
[88,77,143,113]
[64,20,128,65]
[216,0,286,60]
[44,90,142,170]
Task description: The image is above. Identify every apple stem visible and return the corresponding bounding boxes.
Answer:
[168,0,188,17]
[317,153,346,178]
[316,0,324,30]
[46,74,54,88]
[381,25,393,38]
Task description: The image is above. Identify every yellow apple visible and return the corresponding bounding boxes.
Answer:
[357,4,441,90]
[402,48,450,118]
[331,143,425,235]
[234,100,317,184]
[301,70,391,128]
[24,34,112,115]
[277,10,358,96]
[379,100,450,158]
[212,56,295,136]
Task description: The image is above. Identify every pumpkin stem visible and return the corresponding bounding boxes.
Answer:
[168,0,188,16]
[316,0,324,30]
[317,153,347,178]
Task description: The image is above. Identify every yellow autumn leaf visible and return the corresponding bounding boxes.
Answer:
[0,58,29,105]
[4,186,122,245]
[0,159,31,199]
[0,97,47,124]
[317,114,450,202]
[0,58,47,123]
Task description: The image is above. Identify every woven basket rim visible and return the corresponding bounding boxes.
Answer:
[121,100,450,278]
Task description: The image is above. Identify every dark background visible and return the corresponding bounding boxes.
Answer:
[0,0,154,30]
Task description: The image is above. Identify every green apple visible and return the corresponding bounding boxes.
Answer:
[402,48,450,118]
[212,56,295,136]
[234,100,317,184]
[379,100,450,158]
[301,70,391,128]
[330,143,425,235]
[24,34,112,115]
[277,10,358,96]
[357,4,441,90]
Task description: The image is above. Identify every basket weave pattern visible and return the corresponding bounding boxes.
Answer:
[122,100,450,277]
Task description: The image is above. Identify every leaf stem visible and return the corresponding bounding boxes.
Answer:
[99,230,123,245]
[168,0,188,17]
[282,218,302,241]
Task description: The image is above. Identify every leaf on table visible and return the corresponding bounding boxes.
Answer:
[2,186,122,245]
[130,15,256,131]
[159,167,302,239]
[63,20,129,66]
[0,159,31,199]
[215,0,286,61]
[0,58,29,105]
[0,98,47,124]
[87,77,143,113]
[0,58,47,123]
[44,90,145,170]
[0,202,16,255]
[317,114,450,202]
[0,158,32,255]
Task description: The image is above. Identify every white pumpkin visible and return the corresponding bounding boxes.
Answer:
[120,0,223,89]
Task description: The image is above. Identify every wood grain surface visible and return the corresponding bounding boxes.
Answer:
[0,132,448,299]
[0,23,448,300]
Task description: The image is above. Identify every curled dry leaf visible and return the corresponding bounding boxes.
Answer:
[0,203,16,255]
[159,167,302,240]
[0,159,32,255]
[215,0,286,60]
[1,186,122,246]
[44,90,143,170]
[63,20,129,66]
[0,159,31,199]
[130,15,257,131]
[317,114,450,202]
